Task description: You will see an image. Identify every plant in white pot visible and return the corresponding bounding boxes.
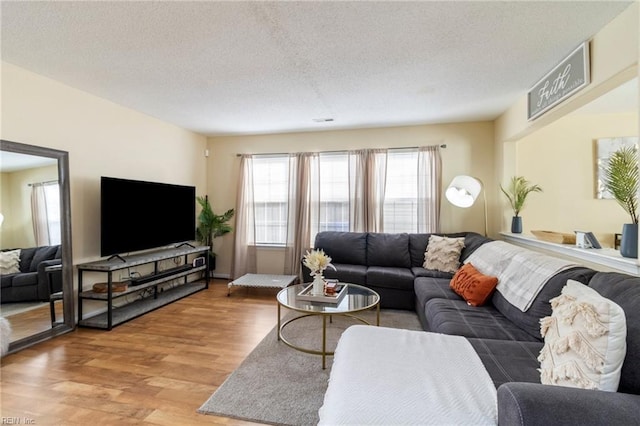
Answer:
[602,145,639,258]
[500,176,543,234]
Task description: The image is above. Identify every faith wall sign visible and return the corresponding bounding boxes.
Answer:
[528,42,590,121]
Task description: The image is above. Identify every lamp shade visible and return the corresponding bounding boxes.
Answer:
[445,175,482,208]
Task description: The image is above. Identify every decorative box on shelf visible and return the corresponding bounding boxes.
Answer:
[297,283,347,304]
[531,230,576,244]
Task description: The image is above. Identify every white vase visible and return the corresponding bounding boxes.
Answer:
[312,274,325,295]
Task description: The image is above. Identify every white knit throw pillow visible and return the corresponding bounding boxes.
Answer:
[538,279,627,391]
[423,235,465,274]
[0,249,21,275]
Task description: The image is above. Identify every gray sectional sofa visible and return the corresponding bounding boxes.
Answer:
[304,231,491,310]
[309,231,640,425]
[1,245,62,303]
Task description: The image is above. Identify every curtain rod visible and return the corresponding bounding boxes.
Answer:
[235,144,447,157]
[28,180,58,187]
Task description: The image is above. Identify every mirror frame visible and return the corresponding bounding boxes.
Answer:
[1,139,75,352]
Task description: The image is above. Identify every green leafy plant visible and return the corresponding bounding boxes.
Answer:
[500,176,543,217]
[602,145,639,224]
[196,195,235,256]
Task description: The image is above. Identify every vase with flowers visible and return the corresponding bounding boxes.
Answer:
[303,249,337,295]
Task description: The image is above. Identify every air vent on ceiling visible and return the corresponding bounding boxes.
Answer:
[312,118,334,123]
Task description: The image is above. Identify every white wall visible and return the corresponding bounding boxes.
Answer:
[516,111,638,248]
[1,63,208,267]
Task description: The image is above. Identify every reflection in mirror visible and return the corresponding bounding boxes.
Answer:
[0,140,74,354]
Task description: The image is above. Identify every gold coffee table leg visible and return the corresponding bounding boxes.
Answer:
[322,315,327,369]
[277,303,281,341]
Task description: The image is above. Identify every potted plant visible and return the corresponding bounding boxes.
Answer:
[500,176,543,233]
[196,195,235,270]
[602,145,639,258]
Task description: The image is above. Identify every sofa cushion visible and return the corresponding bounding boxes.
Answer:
[18,247,37,273]
[424,298,540,342]
[415,277,460,305]
[459,232,493,262]
[587,272,640,395]
[469,338,543,388]
[450,262,498,307]
[423,235,465,273]
[491,267,596,340]
[0,249,21,275]
[323,263,367,286]
[538,280,626,391]
[409,233,431,267]
[411,266,454,279]
[1,274,16,289]
[11,272,38,287]
[29,245,60,272]
[366,266,414,291]
[314,232,367,266]
[366,233,410,268]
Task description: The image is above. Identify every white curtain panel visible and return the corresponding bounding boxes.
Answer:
[417,145,442,233]
[348,149,388,232]
[231,155,257,279]
[284,153,320,276]
[31,184,50,246]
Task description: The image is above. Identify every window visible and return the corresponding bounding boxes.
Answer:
[245,147,439,246]
[252,156,289,245]
[384,150,419,233]
[318,153,349,234]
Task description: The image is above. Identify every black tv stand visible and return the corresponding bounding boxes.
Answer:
[129,264,193,286]
[107,254,127,263]
[77,246,210,330]
[175,242,195,249]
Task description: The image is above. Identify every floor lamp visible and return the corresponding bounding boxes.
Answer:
[445,175,488,237]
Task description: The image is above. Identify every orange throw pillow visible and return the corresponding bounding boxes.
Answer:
[450,262,498,307]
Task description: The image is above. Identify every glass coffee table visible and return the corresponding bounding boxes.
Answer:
[276,283,380,369]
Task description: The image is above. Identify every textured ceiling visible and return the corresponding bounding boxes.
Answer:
[0,1,633,136]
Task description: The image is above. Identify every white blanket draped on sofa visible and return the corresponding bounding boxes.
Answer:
[465,241,577,311]
[318,326,497,425]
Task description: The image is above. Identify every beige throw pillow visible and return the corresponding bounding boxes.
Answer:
[0,249,21,275]
[538,279,627,391]
[423,235,465,274]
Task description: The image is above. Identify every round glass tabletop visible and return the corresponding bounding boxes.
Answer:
[277,283,380,314]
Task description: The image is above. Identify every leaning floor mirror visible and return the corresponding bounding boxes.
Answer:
[0,140,74,354]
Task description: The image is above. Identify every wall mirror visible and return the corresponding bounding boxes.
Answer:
[0,140,74,353]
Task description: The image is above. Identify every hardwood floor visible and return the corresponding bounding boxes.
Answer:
[2,302,65,342]
[0,279,279,425]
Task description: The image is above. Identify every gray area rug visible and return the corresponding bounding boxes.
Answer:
[198,309,422,425]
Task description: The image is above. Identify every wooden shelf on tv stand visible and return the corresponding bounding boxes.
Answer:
[77,245,210,330]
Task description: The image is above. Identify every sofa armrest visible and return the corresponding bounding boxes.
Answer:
[498,382,640,426]
[37,259,62,300]
[300,260,313,283]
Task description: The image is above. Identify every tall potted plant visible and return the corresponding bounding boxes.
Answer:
[500,176,543,233]
[602,145,639,258]
[196,195,235,270]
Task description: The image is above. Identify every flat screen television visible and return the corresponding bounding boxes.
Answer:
[101,176,196,257]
